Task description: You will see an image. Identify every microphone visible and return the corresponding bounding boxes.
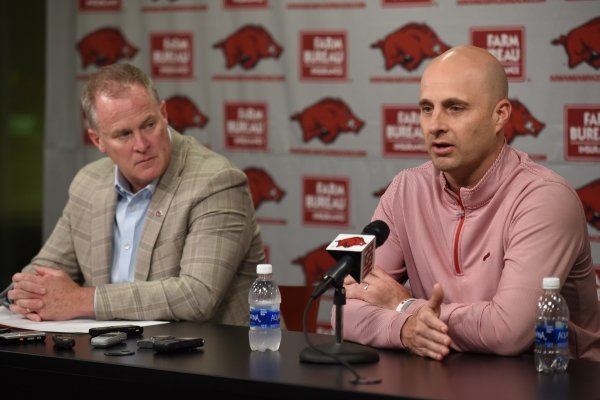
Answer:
[311,220,390,299]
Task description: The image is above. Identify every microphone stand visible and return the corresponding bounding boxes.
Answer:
[299,283,379,364]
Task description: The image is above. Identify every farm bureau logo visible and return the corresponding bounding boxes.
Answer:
[302,176,349,227]
[225,102,268,151]
[564,106,600,161]
[300,31,347,80]
[382,105,426,156]
[150,33,193,79]
[471,27,525,81]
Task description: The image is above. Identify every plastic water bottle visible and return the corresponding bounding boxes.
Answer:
[534,277,570,373]
[248,264,281,351]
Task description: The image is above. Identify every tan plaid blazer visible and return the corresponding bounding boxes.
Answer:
[29,131,264,326]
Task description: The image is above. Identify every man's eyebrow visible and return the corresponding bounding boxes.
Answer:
[442,97,468,106]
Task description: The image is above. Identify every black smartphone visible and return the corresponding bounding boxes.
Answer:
[152,337,204,353]
[90,331,127,348]
[136,335,175,349]
[0,331,46,344]
[89,324,143,337]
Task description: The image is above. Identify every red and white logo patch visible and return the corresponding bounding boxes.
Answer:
[302,176,349,227]
[300,31,347,81]
[565,105,600,161]
[471,27,526,81]
[382,105,426,157]
[150,32,193,79]
[225,102,268,151]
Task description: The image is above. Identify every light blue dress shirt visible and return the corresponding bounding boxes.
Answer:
[111,170,157,283]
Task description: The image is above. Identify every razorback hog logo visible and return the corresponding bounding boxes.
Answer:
[292,244,336,286]
[77,27,138,68]
[371,23,450,71]
[290,97,364,144]
[213,25,283,70]
[336,236,366,248]
[551,17,600,70]
[504,99,546,144]
[244,167,286,210]
[576,178,600,231]
[165,95,209,134]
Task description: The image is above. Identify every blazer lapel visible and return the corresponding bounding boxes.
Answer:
[90,175,117,286]
[134,131,188,281]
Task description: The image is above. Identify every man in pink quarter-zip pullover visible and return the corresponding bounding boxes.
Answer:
[341,45,600,361]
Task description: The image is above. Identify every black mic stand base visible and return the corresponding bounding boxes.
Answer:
[299,341,379,364]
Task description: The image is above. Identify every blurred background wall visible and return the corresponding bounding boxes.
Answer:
[0,1,45,287]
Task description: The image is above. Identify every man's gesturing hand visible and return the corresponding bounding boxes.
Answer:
[400,283,451,360]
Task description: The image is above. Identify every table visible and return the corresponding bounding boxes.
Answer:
[1,322,598,399]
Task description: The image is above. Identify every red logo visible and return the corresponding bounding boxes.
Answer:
[335,237,366,248]
[505,99,545,144]
[291,98,364,144]
[292,243,336,286]
[77,27,138,68]
[303,176,350,227]
[213,25,283,70]
[244,167,286,210]
[564,106,600,161]
[300,31,347,81]
[371,23,450,72]
[576,179,600,231]
[552,17,600,70]
[382,105,426,157]
[165,95,208,134]
[471,27,525,81]
[150,33,193,79]
[225,103,268,151]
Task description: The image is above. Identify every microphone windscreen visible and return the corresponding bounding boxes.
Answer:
[362,220,390,247]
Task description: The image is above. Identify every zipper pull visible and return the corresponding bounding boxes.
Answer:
[456,210,465,219]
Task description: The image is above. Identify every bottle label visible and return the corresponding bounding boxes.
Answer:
[249,307,280,329]
[535,322,569,348]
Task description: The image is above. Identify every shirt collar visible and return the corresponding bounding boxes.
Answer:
[114,168,158,198]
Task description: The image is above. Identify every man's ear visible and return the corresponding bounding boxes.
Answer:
[494,98,511,132]
[160,100,168,124]
[87,129,106,153]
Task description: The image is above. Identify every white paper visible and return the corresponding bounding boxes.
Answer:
[0,306,168,333]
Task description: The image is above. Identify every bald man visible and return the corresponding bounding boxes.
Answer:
[340,45,600,361]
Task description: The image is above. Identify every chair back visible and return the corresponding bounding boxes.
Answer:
[279,285,321,333]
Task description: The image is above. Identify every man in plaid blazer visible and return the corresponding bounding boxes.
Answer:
[5,64,264,326]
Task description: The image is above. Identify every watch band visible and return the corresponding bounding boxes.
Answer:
[396,298,416,313]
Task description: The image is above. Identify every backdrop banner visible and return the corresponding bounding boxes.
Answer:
[45,0,600,331]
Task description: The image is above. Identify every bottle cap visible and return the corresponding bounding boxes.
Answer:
[256,264,272,274]
[542,277,560,290]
